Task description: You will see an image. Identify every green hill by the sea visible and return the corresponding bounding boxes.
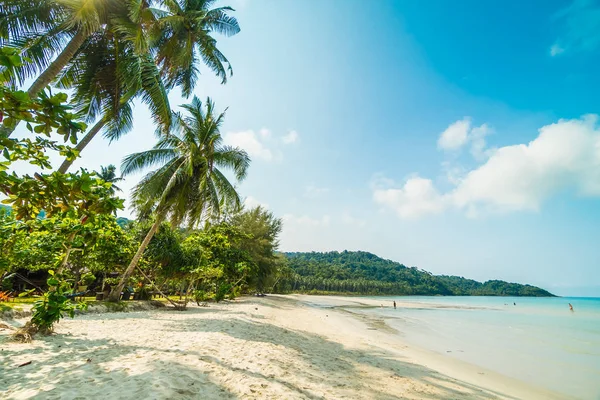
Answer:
[280,251,554,297]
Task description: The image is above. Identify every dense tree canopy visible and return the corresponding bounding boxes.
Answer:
[276,251,555,297]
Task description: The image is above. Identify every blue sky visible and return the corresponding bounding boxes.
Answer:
[14,0,600,296]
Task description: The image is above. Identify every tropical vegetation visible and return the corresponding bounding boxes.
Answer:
[277,251,555,297]
[0,0,554,343]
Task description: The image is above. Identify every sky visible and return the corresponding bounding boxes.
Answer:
[12,0,600,296]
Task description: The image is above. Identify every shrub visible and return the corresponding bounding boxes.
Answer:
[215,283,231,303]
[80,272,96,287]
[14,270,86,341]
[136,285,151,300]
[193,289,208,304]
[228,286,241,300]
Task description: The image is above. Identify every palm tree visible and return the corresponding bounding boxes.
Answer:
[107,97,250,301]
[151,0,240,96]
[0,0,118,97]
[54,0,240,172]
[0,0,138,137]
[96,165,123,194]
[55,31,171,173]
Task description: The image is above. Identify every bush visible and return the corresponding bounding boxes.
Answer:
[193,289,208,304]
[215,283,231,303]
[136,285,151,300]
[228,286,241,300]
[15,270,86,341]
[80,272,96,286]
[1,276,13,291]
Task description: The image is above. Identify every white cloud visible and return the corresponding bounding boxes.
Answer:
[282,130,299,144]
[469,123,494,160]
[550,43,565,56]
[437,118,493,159]
[437,118,471,151]
[223,128,298,161]
[441,161,467,185]
[244,196,269,209]
[373,176,445,219]
[304,184,329,199]
[283,213,331,228]
[223,130,273,161]
[452,114,600,214]
[375,115,600,219]
[259,128,271,139]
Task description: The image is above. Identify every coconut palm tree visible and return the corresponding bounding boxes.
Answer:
[107,97,250,301]
[55,31,171,173]
[0,0,143,137]
[96,165,123,194]
[54,0,240,172]
[0,0,118,97]
[151,0,240,96]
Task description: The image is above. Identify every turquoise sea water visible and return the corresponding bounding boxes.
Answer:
[359,296,600,399]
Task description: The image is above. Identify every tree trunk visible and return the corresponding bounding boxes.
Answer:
[57,119,105,173]
[107,216,163,302]
[57,231,77,274]
[135,265,182,309]
[28,30,88,98]
[3,29,88,138]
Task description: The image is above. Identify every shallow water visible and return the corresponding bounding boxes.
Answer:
[357,296,600,399]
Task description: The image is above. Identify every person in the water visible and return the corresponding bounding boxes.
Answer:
[393,301,396,309]
[569,303,574,312]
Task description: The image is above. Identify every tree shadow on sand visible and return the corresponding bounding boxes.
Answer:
[1,300,522,400]
[0,336,237,399]
[162,312,516,400]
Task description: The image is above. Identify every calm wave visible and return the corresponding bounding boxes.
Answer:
[362,296,600,399]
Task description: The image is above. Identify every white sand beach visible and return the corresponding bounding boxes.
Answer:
[0,295,564,399]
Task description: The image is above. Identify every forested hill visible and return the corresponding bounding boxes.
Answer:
[280,251,555,297]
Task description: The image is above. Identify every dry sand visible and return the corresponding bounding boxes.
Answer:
[0,295,564,399]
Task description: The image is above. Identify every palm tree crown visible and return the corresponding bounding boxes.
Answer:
[122,96,250,228]
[96,164,123,193]
[107,97,249,302]
[152,0,240,96]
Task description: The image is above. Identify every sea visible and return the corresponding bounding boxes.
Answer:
[356,296,600,399]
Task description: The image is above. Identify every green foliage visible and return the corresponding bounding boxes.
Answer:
[96,165,123,194]
[193,289,209,304]
[144,222,187,275]
[215,282,231,303]
[2,212,132,274]
[0,48,86,141]
[278,251,555,297]
[152,0,240,93]
[31,270,86,334]
[1,170,124,221]
[79,272,95,286]
[135,285,151,301]
[107,97,250,300]
[122,97,249,227]
[184,223,253,288]
[0,48,123,222]
[231,206,283,291]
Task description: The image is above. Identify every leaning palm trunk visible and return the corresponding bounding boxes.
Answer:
[2,30,88,138]
[107,214,163,302]
[28,30,88,99]
[57,119,105,173]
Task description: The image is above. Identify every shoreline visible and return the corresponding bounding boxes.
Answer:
[1,294,565,399]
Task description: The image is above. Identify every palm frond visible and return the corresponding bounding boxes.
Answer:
[125,96,249,227]
[121,148,178,176]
